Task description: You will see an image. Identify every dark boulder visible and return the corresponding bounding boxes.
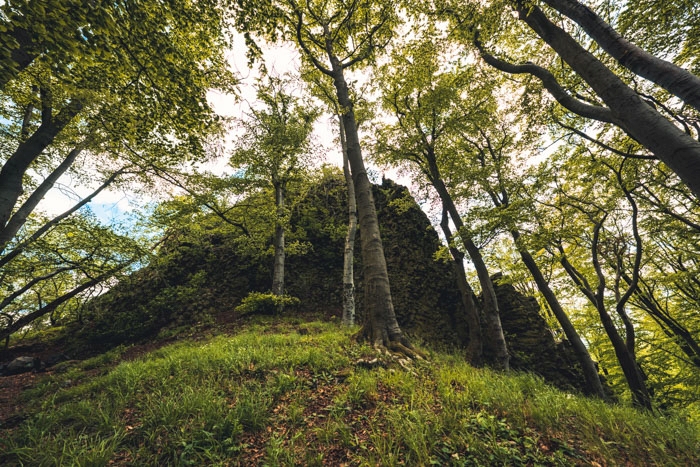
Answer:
[1,356,42,376]
[77,174,589,391]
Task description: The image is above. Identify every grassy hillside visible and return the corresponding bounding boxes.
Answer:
[1,317,698,466]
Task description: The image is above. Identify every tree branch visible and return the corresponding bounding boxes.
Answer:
[473,36,618,125]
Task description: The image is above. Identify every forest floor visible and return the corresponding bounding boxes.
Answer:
[1,314,698,466]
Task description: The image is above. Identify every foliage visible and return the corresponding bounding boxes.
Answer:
[229,75,318,189]
[235,291,301,315]
[0,0,236,340]
[2,318,697,465]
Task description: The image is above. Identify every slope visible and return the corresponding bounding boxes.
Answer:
[1,316,697,466]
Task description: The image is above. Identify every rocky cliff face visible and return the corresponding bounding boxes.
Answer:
[84,175,591,392]
[492,278,590,392]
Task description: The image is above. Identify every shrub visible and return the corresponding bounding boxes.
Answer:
[234,292,300,315]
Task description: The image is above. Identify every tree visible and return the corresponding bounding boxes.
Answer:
[302,66,364,326]
[229,76,317,303]
[373,35,509,368]
[0,0,235,339]
[535,150,653,408]
[234,0,418,355]
[441,0,700,198]
[0,0,234,237]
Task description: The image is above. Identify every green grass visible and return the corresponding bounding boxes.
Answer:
[1,317,698,466]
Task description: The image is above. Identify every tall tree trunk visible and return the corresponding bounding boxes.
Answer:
[541,0,700,112]
[514,3,700,198]
[512,230,607,398]
[440,208,483,366]
[0,99,83,229]
[271,182,285,303]
[595,300,650,409]
[339,116,357,327]
[425,156,509,369]
[328,62,413,355]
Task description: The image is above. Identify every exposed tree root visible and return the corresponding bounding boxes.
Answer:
[353,324,427,360]
[387,341,426,360]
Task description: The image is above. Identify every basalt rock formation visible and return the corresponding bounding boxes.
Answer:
[81,174,591,392]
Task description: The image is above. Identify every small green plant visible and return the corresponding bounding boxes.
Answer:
[233,384,273,431]
[234,291,300,315]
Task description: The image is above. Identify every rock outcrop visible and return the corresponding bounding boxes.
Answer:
[81,174,591,392]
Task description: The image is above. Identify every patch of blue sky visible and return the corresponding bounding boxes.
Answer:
[80,201,159,240]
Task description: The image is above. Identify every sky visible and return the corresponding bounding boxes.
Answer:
[35,31,411,231]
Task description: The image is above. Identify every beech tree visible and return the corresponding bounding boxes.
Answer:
[439,0,700,198]
[0,0,234,338]
[229,76,317,302]
[233,0,418,355]
[0,0,234,234]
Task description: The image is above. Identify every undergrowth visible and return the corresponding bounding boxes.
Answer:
[1,318,697,466]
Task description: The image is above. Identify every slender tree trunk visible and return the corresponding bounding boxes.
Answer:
[271,182,286,303]
[596,301,650,409]
[515,3,700,198]
[558,242,651,408]
[541,0,700,112]
[339,116,357,327]
[512,230,607,398]
[328,62,413,354]
[423,147,509,369]
[440,208,483,366]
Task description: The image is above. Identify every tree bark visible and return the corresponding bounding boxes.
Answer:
[339,116,357,327]
[328,62,412,354]
[541,0,700,113]
[440,208,483,366]
[271,182,286,303]
[512,230,607,398]
[513,3,700,199]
